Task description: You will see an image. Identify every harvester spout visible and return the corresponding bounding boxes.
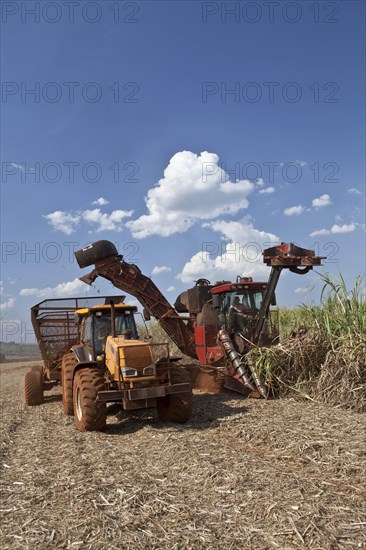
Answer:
[79,270,98,286]
[74,241,197,359]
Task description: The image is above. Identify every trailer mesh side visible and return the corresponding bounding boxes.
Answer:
[31,296,123,370]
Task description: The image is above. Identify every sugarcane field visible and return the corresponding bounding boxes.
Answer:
[1,271,365,549]
[0,361,365,549]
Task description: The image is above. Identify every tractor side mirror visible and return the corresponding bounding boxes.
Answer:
[271,294,277,306]
[143,308,151,321]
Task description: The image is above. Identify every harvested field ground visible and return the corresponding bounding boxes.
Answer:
[1,362,365,549]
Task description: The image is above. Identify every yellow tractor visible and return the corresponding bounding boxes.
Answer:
[28,296,192,432]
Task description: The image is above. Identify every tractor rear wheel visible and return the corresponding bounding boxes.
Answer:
[73,369,106,432]
[24,370,44,406]
[62,353,77,415]
[157,366,192,423]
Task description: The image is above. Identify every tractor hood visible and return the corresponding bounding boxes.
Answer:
[105,336,154,379]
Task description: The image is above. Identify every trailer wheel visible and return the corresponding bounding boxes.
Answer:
[24,370,44,406]
[31,364,44,375]
[157,366,192,423]
[62,354,77,415]
[31,364,45,386]
[73,369,106,432]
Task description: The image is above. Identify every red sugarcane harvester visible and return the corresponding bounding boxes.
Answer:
[74,241,325,399]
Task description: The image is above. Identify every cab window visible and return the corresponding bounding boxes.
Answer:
[251,292,264,311]
[115,313,138,338]
[82,317,93,345]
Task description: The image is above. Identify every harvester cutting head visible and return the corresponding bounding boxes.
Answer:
[263,243,325,274]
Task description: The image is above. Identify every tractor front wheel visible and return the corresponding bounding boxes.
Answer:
[73,369,106,432]
[24,370,44,406]
[157,366,192,423]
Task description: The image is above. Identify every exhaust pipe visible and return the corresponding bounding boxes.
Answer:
[110,301,116,338]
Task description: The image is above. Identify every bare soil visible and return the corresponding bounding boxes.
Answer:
[0,361,365,549]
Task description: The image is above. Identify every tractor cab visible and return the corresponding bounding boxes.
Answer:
[76,304,138,355]
[74,301,164,384]
[76,303,139,358]
[77,304,139,356]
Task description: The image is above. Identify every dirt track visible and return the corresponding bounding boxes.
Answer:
[1,362,365,549]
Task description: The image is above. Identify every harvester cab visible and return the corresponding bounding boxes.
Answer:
[210,277,279,351]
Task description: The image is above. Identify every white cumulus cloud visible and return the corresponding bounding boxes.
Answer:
[177,219,279,283]
[284,205,305,216]
[348,188,362,195]
[259,186,275,194]
[82,208,133,232]
[19,278,87,299]
[126,151,255,238]
[92,197,109,206]
[312,194,332,208]
[0,297,15,310]
[309,222,357,237]
[43,211,80,235]
[330,223,356,234]
[44,208,133,234]
[294,287,309,294]
[151,266,172,275]
[309,228,330,236]
[167,286,175,292]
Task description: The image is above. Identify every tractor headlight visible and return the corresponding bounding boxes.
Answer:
[143,364,156,376]
[121,367,138,377]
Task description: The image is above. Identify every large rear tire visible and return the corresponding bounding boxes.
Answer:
[157,366,192,423]
[24,370,44,406]
[73,369,107,432]
[62,353,77,415]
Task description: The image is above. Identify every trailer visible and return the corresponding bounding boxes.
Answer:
[26,296,125,403]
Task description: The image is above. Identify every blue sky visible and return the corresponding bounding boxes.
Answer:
[1,0,365,342]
